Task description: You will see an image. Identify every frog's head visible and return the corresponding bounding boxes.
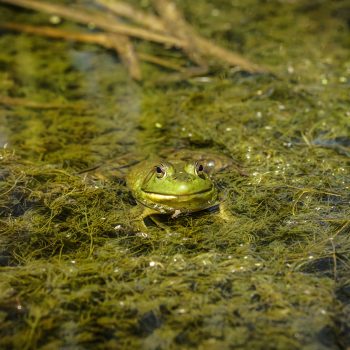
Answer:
[138,160,217,212]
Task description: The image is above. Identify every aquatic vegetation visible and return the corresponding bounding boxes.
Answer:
[0,0,349,349]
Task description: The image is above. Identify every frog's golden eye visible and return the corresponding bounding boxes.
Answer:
[155,165,166,178]
[195,162,205,176]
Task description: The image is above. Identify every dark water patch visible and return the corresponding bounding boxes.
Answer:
[332,5,350,27]
[312,136,350,157]
[8,190,40,217]
[175,330,194,346]
[336,284,350,304]
[0,253,12,266]
[316,325,337,348]
[335,319,350,349]
[0,297,29,336]
[136,311,163,336]
[300,257,336,276]
[296,1,323,13]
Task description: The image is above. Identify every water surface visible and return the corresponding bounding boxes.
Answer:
[0,1,349,349]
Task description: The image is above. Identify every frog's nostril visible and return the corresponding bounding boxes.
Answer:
[177,174,191,182]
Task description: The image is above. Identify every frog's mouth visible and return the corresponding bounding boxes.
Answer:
[141,187,216,203]
[143,187,211,196]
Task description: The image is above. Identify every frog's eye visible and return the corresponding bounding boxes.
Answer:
[195,162,205,176]
[155,165,166,178]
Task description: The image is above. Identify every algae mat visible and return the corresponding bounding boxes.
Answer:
[0,1,349,349]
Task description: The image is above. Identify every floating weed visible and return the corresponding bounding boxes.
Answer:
[0,139,349,348]
[0,0,350,348]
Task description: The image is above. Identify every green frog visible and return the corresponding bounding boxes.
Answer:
[125,150,237,231]
[81,149,240,231]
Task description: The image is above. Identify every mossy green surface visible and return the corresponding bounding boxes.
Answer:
[0,1,349,349]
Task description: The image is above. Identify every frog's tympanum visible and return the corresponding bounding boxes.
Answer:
[126,150,234,230]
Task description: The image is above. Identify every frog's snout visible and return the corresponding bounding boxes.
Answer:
[173,172,195,182]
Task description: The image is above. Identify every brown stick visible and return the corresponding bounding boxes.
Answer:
[105,33,141,80]
[0,0,185,47]
[0,22,105,44]
[152,0,206,68]
[137,53,184,72]
[95,0,166,33]
[0,22,184,72]
[0,0,266,73]
[195,36,264,73]
[153,0,264,73]
[99,0,264,72]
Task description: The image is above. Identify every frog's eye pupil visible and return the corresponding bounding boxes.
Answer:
[155,165,165,178]
[195,163,206,177]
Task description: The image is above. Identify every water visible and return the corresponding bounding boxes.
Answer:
[0,1,349,349]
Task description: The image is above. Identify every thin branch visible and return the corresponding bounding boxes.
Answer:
[153,0,265,73]
[152,0,207,68]
[0,0,185,47]
[95,0,166,33]
[0,22,105,44]
[105,33,141,80]
[194,36,264,73]
[137,53,184,72]
[0,0,268,77]
[0,22,184,72]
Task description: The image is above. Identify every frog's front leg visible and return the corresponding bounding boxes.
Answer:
[129,205,154,232]
[129,205,172,232]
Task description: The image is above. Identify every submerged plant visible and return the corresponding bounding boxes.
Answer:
[0,0,349,348]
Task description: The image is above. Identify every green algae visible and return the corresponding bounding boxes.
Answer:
[0,0,350,349]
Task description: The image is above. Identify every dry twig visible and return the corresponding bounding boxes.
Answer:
[0,22,184,73]
[95,0,166,33]
[0,0,266,80]
[0,0,184,46]
[152,0,207,68]
[153,0,263,72]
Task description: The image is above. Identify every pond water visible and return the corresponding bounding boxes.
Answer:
[0,0,349,349]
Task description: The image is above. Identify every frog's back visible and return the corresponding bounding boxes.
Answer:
[160,148,234,174]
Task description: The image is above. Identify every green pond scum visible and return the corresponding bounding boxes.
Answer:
[0,0,349,349]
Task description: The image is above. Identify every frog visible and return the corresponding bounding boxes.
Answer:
[80,149,242,231]
[125,149,239,231]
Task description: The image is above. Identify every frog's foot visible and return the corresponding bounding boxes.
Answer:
[129,217,149,233]
[127,205,149,232]
[130,215,173,234]
[148,215,174,233]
